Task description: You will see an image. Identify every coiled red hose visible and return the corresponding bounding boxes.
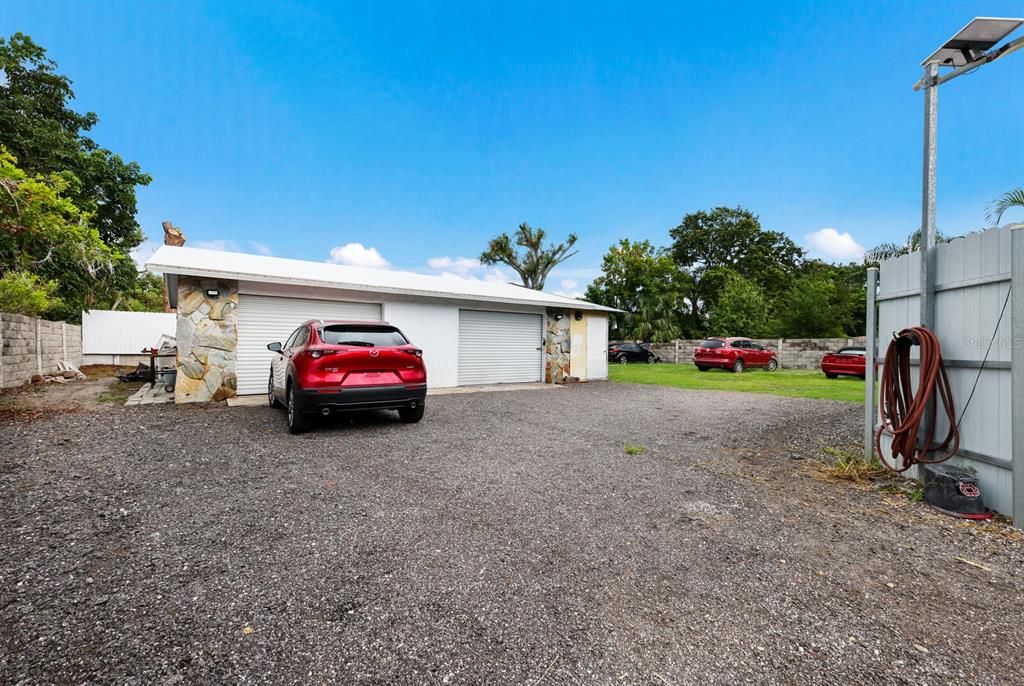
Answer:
[875,326,959,472]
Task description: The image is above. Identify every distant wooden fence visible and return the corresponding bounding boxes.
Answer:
[0,313,83,389]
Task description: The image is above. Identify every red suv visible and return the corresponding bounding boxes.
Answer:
[267,320,427,433]
[693,337,778,373]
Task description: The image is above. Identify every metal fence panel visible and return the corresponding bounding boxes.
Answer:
[875,225,1016,517]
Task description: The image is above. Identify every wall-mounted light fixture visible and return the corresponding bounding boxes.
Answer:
[574,311,583,321]
[205,289,220,297]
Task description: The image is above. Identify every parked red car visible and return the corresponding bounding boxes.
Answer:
[267,320,427,433]
[820,346,866,379]
[693,337,778,373]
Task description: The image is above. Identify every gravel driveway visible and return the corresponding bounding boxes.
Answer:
[2,382,1022,684]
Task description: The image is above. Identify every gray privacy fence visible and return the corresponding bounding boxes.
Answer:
[0,313,83,389]
[643,337,866,369]
[874,225,1021,519]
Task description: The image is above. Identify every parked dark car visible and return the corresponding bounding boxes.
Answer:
[608,342,660,364]
[821,346,866,379]
[692,337,778,373]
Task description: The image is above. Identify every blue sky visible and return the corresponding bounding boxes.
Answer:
[6,0,1024,295]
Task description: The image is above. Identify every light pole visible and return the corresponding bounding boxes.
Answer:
[911,18,1023,459]
[913,16,1024,331]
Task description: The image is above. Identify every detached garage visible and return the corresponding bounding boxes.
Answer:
[146,245,615,403]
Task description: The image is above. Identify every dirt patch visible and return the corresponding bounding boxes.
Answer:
[0,373,141,418]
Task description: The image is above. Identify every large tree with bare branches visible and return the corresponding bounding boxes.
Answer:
[479,222,578,290]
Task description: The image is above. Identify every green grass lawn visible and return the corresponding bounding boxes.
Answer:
[609,362,864,403]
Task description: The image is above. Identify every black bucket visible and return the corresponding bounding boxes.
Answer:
[921,464,992,519]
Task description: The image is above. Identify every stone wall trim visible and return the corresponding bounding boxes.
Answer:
[174,278,239,403]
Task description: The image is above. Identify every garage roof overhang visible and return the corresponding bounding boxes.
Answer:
[148,246,620,313]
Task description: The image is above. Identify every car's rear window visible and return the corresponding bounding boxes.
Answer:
[836,347,865,355]
[320,325,408,347]
[699,339,725,349]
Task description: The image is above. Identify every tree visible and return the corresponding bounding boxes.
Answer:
[0,33,152,250]
[865,229,950,263]
[987,187,1024,226]
[0,148,121,320]
[480,222,578,290]
[584,239,691,341]
[705,272,775,338]
[111,272,165,312]
[777,274,845,338]
[789,259,867,337]
[0,271,61,316]
[669,207,803,329]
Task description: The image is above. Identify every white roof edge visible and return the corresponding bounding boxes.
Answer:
[146,245,619,313]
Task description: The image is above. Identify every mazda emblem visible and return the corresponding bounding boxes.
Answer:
[369,349,379,357]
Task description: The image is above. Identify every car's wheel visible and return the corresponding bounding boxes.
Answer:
[766,358,779,372]
[696,365,710,372]
[647,354,656,364]
[268,372,280,408]
[732,358,745,373]
[825,372,838,379]
[399,402,425,423]
[286,383,309,434]
[618,355,628,365]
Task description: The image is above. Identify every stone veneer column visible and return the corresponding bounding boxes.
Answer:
[545,309,571,384]
[174,277,239,403]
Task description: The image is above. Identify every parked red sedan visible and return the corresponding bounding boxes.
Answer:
[820,346,866,379]
[267,320,427,433]
[693,337,778,373]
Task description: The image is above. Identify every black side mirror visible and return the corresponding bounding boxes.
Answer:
[267,342,282,352]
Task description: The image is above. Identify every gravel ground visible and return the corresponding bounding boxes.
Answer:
[2,382,1023,684]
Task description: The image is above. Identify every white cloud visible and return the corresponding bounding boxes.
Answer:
[426,256,481,273]
[804,227,865,262]
[433,265,515,284]
[422,256,514,284]
[191,239,274,257]
[193,239,242,252]
[327,243,391,269]
[250,241,273,256]
[560,278,577,290]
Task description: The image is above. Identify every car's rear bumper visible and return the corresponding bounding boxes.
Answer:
[693,357,732,368]
[293,383,427,414]
[821,363,864,376]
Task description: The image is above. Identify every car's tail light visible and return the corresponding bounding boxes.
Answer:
[402,348,423,357]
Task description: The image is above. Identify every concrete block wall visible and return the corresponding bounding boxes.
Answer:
[0,313,83,388]
[643,337,867,369]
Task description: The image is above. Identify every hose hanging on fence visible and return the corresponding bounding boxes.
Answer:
[875,326,959,472]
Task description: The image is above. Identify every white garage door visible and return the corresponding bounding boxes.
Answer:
[236,294,381,395]
[458,310,543,385]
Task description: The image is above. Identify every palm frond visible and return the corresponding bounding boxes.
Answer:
[986,188,1024,227]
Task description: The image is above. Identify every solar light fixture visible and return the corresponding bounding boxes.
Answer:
[922,16,1024,66]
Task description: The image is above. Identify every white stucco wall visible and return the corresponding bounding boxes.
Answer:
[238,280,555,389]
